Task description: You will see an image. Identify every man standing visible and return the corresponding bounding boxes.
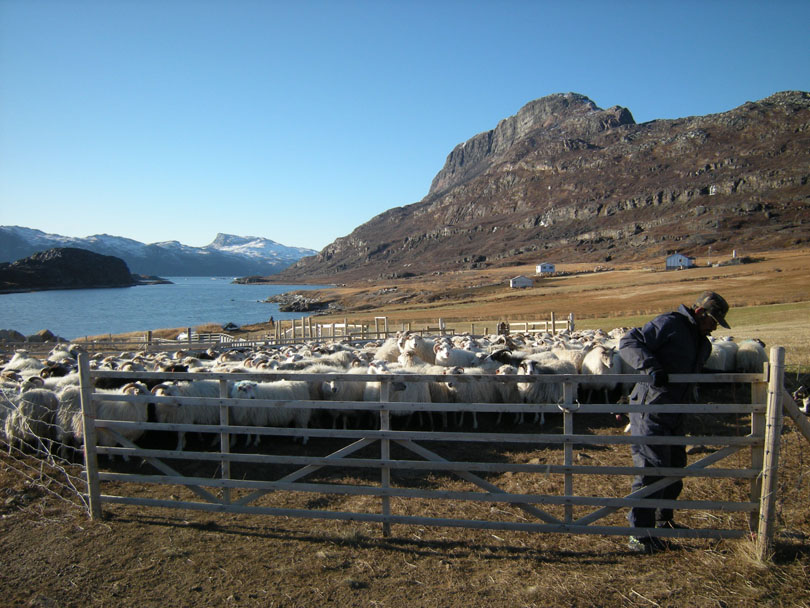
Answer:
[618,291,731,553]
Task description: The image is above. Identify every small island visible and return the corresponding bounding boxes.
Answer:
[0,247,169,294]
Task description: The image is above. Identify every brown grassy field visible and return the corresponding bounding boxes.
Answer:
[233,247,810,374]
[7,247,806,607]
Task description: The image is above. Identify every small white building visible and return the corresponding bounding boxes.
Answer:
[510,275,533,289]
[535,262,556,275]
[665,253,696,270]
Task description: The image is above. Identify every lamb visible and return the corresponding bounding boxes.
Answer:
[736,339,769,373]
[151,379,223,451]
[229,380,312,447]
[4,388,59,455]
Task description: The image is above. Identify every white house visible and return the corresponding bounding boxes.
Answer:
[535,262,556,275]
[665,253,696,270]
[510,275,533,289]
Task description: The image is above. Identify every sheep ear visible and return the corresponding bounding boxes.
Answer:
[433,343,441,353]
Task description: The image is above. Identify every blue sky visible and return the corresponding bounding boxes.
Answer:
[1,0,808,251]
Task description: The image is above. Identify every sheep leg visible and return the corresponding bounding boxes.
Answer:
[535,411,545,426]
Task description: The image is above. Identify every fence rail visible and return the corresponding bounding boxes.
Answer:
[75,348,786,557]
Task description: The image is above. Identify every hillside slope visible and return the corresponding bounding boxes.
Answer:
[280,91,810,283]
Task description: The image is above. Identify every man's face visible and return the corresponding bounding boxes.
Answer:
[695,307,718,336]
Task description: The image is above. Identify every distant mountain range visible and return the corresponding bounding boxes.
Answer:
[0,227,317,277]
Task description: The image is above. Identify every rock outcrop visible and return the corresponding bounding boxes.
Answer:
[278,91,810,283]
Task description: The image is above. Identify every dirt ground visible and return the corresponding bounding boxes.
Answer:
[2,403,809,608]
[3,246,810,607]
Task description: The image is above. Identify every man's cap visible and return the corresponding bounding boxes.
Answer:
[694,291,731,328]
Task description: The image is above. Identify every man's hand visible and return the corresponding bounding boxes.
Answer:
[650,369,668,388]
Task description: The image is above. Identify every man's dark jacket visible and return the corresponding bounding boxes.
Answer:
[619,304,712,432]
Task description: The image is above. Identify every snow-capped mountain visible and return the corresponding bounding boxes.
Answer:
[207,233,315,261]
[0,227,318,277]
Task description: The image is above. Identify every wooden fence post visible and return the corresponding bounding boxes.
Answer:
[379,380,391,537]
[550,312,556,333]
[78,353,102,519]
[749,371,768,531]
[757,346,785,560]
[219,378,231,505]
[562,381,576,523]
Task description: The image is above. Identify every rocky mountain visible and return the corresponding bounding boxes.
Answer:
[0,248,137,293]
[280,91,810,283]
[0,229,317,277]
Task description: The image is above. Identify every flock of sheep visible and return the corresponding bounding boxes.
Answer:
[0,329,772,460]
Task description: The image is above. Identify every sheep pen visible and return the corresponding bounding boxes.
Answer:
[1,331,809,608]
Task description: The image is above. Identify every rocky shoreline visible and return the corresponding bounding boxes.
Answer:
[263,292,337,314]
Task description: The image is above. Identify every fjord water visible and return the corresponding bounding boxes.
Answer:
[0,277,328,340]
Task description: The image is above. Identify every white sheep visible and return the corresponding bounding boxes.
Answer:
[319,366,374,429]
[580,344,623,403]
[736,339,769,373]
[364,360,432,427]
[93,382,150,460]
[494,364,524,425]
[433,342,482,368]
[229,380,312,447]
[4,387,59,455]
[4,351,45,374]
[705,338,739,372]
[373,337,402,363]
[152,379,223,451]
[550,344,589,373]
[517,358,577,425]
[398,332,437,365]
[442,366,501,429]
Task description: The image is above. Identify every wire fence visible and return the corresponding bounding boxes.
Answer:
[1,385,90,514]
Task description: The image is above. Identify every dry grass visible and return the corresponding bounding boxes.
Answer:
[3,407,809,607]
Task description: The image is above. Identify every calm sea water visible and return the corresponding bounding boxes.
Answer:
[0,277,330,340]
